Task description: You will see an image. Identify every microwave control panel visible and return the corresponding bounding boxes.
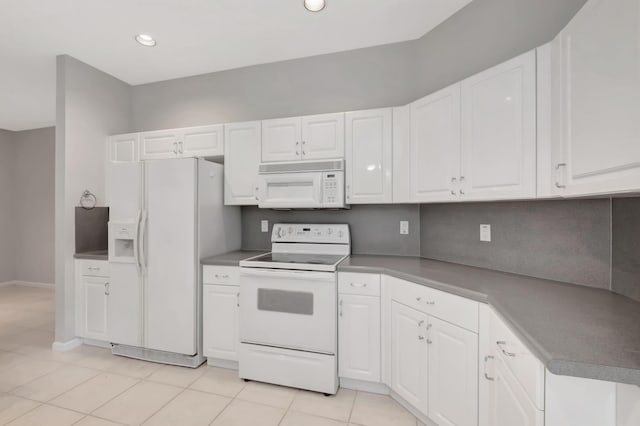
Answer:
[322,171,344,207]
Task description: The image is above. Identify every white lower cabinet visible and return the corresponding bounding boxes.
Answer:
[203,266,240,362]
[75,259,110,342]
[390,301,429,412]
[428,316,478,426]
[203,284,240,361]
[338,294,381,383]
[490,355,544,426]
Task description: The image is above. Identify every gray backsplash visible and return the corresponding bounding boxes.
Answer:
[75,207,109,254]
[420,199,612,289]
[612,197,640,302]
[241,205,420,256]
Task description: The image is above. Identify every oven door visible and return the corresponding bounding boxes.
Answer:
[239,268,336,354]
[257,172,323,208]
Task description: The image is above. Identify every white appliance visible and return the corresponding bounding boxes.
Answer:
[238,223,350,394]
[257,159,347,209]
[108,157,241,367]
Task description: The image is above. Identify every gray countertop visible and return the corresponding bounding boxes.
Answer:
[201,250,640,386]
[339,255,640,386]
[74,250,108,260]
[201,250,267,266]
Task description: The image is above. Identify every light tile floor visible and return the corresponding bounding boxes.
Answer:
[0,285,423,426]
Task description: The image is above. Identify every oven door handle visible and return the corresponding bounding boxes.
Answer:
[240,268,334,282]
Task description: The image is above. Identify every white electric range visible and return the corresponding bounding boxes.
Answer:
[238,223,350,395]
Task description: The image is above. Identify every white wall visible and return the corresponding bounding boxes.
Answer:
[55,55,131,343]
[0,129,16,284]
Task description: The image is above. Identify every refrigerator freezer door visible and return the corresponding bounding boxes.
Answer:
[108,162,143,347]
[144,158,197,355]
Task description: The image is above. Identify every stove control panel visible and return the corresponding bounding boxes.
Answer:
[271,224,350,244]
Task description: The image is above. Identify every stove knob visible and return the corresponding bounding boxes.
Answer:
[327,228,333,235]
[288,227,294,234]
[338,230,344,238]
[278,227,287,238]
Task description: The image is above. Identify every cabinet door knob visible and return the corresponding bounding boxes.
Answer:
[418,335,425,340]
[484,355,495,381]
[104,282,110,296]
[496,341,516,357]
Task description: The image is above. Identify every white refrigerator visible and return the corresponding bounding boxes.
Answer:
[108,158,241,367]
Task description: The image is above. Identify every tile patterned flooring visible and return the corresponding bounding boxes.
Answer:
[0,285,423,425]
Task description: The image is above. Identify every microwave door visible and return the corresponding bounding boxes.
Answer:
[258,173,322,208]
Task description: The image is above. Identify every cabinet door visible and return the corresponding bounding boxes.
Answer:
[553,0,640,196]
[262,117,301,162]
[203,285,239,361]
[427,316,478,426]
[460,50,536,201]
[180,125,224,158]
[301,112,345,160]
[140,129,180,160]
[81,276,109,341]
[224,121,261,205]
[390,301,428,414]
[108,133,139,163]
[410,84,462,202]
[490,356,543,426]
[338,294,381,382]
[345,109,393,204]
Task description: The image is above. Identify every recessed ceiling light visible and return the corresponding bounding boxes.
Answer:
[304,0,326,12]
[135,34,156,47]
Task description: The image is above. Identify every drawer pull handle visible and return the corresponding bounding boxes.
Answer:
[418,320,424,327]
[425,301,435,305]
[484,355,495,381]
[350,282,367,288]
[427,339,433,344]
[496,341,516,357]
[416,297,421,302]
[418,335,425,340]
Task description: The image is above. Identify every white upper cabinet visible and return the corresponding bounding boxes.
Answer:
[548,0,640,196]
[108,133,139,163]
[392,105,411,203]
[410,84,462,203]
[224,121,261,205]
[262,113,345,162]
[460,50,537,201]
[302,112,345,160]
[140,129,181,160]
[345,108,393,204]
[140,125,224,160]
[427,316,478,426]
[262,117,302,162]
[181,125,224,158]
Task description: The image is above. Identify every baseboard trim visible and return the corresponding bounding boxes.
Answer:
[206,358,239,370]
[339,378,389,395]
[52,338,83,352]
[0,280,54,289]
[83,338,112,349]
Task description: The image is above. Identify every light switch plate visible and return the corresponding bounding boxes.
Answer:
[261,220,269,233]
[480,224,491,242]
[400,221,409,235]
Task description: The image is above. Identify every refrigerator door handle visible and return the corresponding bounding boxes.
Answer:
[134,209,142,274]
[139,210,148,271]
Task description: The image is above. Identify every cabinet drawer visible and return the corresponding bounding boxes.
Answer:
[203,266,239,285]
[338,272,380,296]
[387,276,478,333]
[490,309,545,410]
[80,260,109,277]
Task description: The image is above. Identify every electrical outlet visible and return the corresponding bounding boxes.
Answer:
[400,221,409,235]
[480,224,491,242]
[261,220,269,233]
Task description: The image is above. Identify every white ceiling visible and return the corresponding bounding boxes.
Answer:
[0,0,471,131]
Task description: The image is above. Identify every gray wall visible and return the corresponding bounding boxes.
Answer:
[241,205,420,257]
[412,0,588,95]
[13,127,55,284]
[131,41,416,132]
[612,197,640,302]
[0,130,16,283]
[129,0,587,132]
[55,55,131,343]
[420,199,612,289]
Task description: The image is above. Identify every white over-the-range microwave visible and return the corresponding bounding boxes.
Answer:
[256,159,348,209]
